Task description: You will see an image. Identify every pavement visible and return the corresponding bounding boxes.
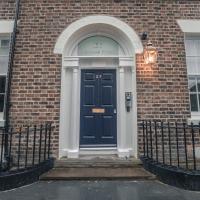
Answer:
[0,181,200,200]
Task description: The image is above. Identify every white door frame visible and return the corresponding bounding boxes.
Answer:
[54,16,143,158]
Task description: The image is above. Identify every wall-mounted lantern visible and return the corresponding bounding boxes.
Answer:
[143,41,158,64]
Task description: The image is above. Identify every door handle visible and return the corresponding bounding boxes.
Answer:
[114,109,117,114]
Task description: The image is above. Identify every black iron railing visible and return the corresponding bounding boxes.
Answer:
[0,122,53,172]
[140,120,200,171]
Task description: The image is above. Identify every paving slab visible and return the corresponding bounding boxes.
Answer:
[0,181,200,200]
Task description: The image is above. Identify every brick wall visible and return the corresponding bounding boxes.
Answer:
[0,0,15,20]
[1,0,200,156]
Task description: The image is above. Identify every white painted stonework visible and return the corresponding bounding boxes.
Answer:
[177,20,200,33]
[54,15,143,55]
[54,15,143,158]
[0,20,14,34]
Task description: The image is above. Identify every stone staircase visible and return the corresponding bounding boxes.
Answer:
[40,155,156,180]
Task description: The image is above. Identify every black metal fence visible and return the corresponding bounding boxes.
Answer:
[0,122,53,172]
[140,120,200,171]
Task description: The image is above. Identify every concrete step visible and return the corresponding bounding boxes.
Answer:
[40,167,156,181]
[54,157,142,168]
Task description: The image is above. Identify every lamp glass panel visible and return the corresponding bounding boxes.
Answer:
[144,48,157,64]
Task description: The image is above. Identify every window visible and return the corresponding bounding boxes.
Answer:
[0,36,10,117]
[185,36,200,113]
[78,36,120,56]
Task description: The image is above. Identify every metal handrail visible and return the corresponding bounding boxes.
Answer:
[138,120,200,130]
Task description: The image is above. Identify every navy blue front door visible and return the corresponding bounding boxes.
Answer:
[80,69,117,147]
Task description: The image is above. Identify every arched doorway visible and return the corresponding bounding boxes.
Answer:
[54,15,143,158]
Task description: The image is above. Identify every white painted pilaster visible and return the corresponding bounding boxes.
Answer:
[117,57,136,158]
[131,67,138,158]
[59,58,80,158]
[117,67,127,157]
[69,66,80,158]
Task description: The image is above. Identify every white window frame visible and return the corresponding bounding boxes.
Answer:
[185,35,200,123]
[188,76,200,113]
[0,20,14,127]
[0,76,6,120]
[185,35,200,116]
[177,20,200,123]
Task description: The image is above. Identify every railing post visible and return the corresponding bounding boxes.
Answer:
[146,121,149,158]
[161,121,165,165]
[149,121,153,159]
[154,121,158,163]
[47,123,52,159]
[38,124,43,163]
[25,126,29,168]
[183,122,188,170]
[175,122,180,168]
[44,123,48,161]
[168,122,172,166]
[0,129,5,170]
[8,128,13,169]
[142,121,146,157]
[191,122,196,170]
[32,125,37,166]
[4,129,8,166]
[17,127,22,170]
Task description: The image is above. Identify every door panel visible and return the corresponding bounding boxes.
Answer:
[84,86,95,105]
[83,116,96,139]
[101,86,113,106]
[102,116,113,138]
[80,69,117,147]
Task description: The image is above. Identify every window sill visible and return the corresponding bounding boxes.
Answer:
[188,114,200,125]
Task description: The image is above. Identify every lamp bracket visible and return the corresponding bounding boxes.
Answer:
[141,32,148,40]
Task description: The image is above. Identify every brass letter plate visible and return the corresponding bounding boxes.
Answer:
[92,108,105,113]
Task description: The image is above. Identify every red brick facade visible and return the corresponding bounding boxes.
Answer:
[0,0,15,20]
[1,0,200,156]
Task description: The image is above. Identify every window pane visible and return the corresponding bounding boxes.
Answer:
[1,39,10,48]
[190,94,198,111]
[186,57,200,75]
[185,39,200,57]
[0,48,9,55]
[196,57,200,74]
[78,36,119,56]
[189,77,197,92]
[0,77,6,93]
[198,78,200,92]
[0,56,9,74]
[198,95,200,111]
[0,37,10,56]
[197,40,200,56]
[0,94,4,112]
